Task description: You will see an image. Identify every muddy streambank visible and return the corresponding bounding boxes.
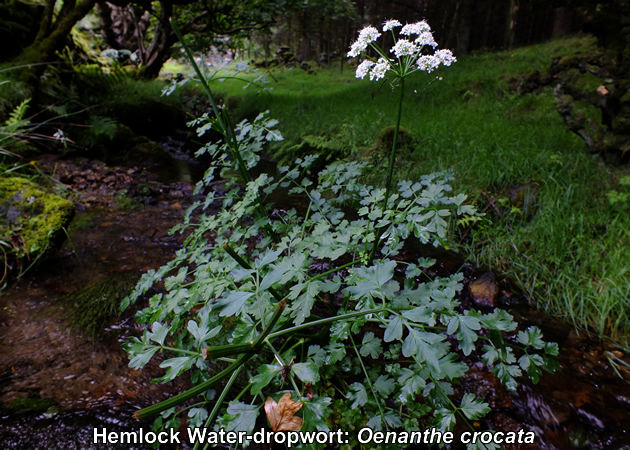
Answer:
[0,155,629,449]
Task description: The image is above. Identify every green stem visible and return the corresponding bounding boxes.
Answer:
[266,307,385,340]
[308,259,361,282]
[136,301,286,420]
[368,77,405,265]
[350,335,385,420]
[171,20,278,243]
[134,352,252,420]
[194,366,245,450]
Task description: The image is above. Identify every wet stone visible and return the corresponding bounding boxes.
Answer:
[576,407,607,432]
[468,272,499,308]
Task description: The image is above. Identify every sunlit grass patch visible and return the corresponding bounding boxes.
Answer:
[210,35,629,345]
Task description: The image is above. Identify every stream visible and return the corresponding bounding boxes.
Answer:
[1,154,629,449]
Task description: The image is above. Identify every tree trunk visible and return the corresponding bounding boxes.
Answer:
[18,0,98,81]
[137,1,175,79]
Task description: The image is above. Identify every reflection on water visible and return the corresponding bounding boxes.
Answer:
[0,188,193,447]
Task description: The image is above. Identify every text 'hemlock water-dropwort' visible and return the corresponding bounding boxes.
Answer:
[121,18,558,449]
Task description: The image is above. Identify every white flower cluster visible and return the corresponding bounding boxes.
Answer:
[370,58,390,80]
[348,19,456,80]
[391,39,417,58]
[348,25,382,57]
[400,20,431,36]
[383,19,402,31]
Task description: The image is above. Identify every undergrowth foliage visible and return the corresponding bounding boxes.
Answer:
[122,19,558,448]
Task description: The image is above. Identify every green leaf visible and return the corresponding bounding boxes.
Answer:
[255,249,283,269]
[155,356,194,383]
[417,257,436,268]
[494,363,522,392]
[480,309,517,331]
[481,345,499,365]
[232,268,254,282]
[397,368,426,403]
[517,326,545,349]
[366,414,382,431]
[402,305,434,324]
[383,410,403,428]
[383,315,403,342]
[518,354,544,383]
[291,281,321,325]
[447,314,481,356]
[292,362,320,384]
[346,259,398,302]
[459,393,491,420]
[187,321,221,347]
[439,353,469,379]
[373,375,395,396]
[260,265,289,291]
[302,396,332,432]
[187,407,209,428]
[348,382,368,408]
[360,332,382,358]
[148,322,169,345]
[325,342,346,364]
[434,407,457,431]
[250,364,282,395]
[217,291,254,317]
[224,400,259,434]
[127,340,160,369]
[402,328,444,374]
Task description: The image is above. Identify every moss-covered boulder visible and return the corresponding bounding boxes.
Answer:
[367,125,418,170]
[0,177,74,266]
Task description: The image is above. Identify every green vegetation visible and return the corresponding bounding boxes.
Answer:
[122,23,558,444]
[0,176,74,279]
[63,272,138,339]
[211,35,630,346]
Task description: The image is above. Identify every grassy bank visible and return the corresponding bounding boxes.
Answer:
[209,35,630,345]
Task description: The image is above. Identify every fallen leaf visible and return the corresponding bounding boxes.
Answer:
[264,392,303,431]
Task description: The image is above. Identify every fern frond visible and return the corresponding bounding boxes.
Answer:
[4,98,31,132]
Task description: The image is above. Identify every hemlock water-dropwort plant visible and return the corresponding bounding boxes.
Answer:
[122,19,558,448]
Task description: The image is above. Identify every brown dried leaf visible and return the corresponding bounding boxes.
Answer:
[264,392,303,432]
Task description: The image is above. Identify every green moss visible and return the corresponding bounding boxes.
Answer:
[8,396,58,413]
[0,177,74,258]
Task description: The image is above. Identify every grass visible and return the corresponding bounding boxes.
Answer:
[205,35,630,346]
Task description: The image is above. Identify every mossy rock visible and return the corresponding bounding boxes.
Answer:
[0,177,74,260]
[367,125,418,169]
[7,396,58,414]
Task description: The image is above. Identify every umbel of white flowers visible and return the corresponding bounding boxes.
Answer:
[348,19,456,80]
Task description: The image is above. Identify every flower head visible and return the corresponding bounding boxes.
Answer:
[391,39,419,58]
[347,25,381,58]
[415,31,437,48]
[417,55,440,73]
[383,19,402,32]
[347,40,367,58]
[347,19,455,81]
[400,21,431,36]
[356,60,375,79]
[435,49,456,66]
[369,58,391,81]
[358,26,381,44]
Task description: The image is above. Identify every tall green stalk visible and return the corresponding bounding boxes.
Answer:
[170,19,278,242]
[368,77,405,264]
